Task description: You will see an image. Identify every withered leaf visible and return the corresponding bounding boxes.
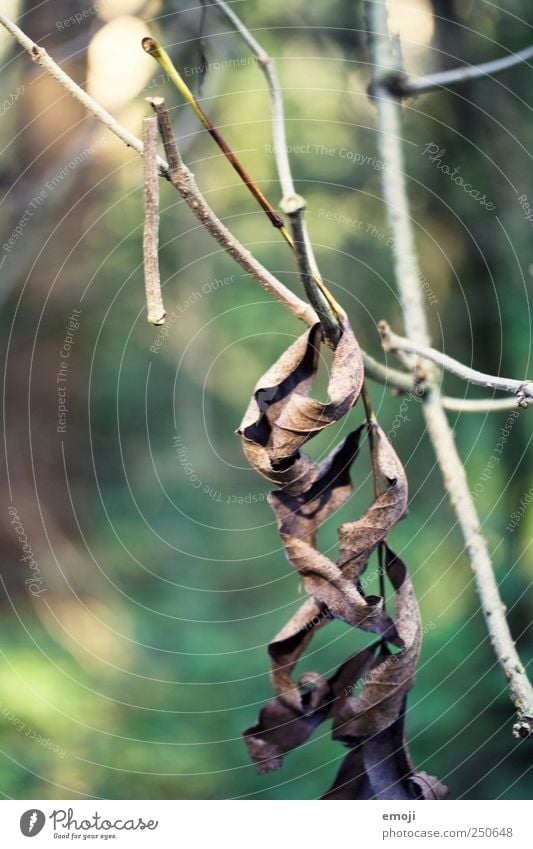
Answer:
[321,748,371,799]
[323,701,447,800]
[337,423,408,583]
[332,545,421,738]
[410,770,449,800]
[244,643,380,772]
[267,596,332,710]
[268,426,405,638]
[238,317,446,800]
[272,536,391,633]
[270,427,365,550]
[237,322,363,491]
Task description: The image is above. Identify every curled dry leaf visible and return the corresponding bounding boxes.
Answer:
[332,544,421,738]
[338,423,408,582]
[268,425,407,654]
[239,320,446,799]
[324,701,448,800]
[244,544,431,794]
[237,322,364,491]
[244,643,379,774]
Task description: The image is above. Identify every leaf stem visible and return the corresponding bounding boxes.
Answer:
[142,36,286,231]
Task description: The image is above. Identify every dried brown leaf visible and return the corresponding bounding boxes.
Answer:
[338,423,408,582]
[410,770,449,800]
[244,644,379,772]
[333,545,421,738]
[267,597,332,710]
[238,321,445,800]
[237,322,363,491]
[324,702,447,800]
[269,427,365,549]
[268,427,405,641]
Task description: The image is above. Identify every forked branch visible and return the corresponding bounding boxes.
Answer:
[379,321,533,406]
[0,10,416,391]
[367,0,533,734]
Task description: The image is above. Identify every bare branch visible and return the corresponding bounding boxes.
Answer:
[211,0,345,346]
[424,392,533,736]
[147,97,318,327]
[280,194,341,346]
[441,396,523,413]
[210,0,295,198]
[0,10,169,176]
[142,36,286,231]
[143,116,166,326]
[367,0,533,731]
[402,44,533,96]
[0,9,414,395]
[365,8,432,351]
[362,353,422,394]
[379,321,533,404]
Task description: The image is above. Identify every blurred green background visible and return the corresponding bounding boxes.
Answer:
[0,0,531,799]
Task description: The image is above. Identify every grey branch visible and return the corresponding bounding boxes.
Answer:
[402,43,533,96]
[380,321,533,405]
[424,392,533,733]
[280,194,341,346]
[211,0,340,345]
[365,8,432,350]
[441,396,523,413]
[0,8,415,394]
[210,0,294,197]
[143,116,166,325]
[367,0,533,732]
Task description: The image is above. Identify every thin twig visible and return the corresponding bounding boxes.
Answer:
[3,7,513,406]
[363,352,421,393]
[0,10,410,393]
[211,0,346,343]
[424,390,533,735]
[210,0,294,199]
[197,0,209,96]
[0,10,169,177]
[143,116,166,325]
[143,36,287,232]
[441,396,522,413]
[401,44,533,96]
[147,96,317,327]
[361,382,386,602]
[280,194,341,346]
[367,0,533,734]
[379,321,533,404]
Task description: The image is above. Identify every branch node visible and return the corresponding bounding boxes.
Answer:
[517,382,533,407]
[512,717,533,740]
[367,71,408,100]
[280,194,307,215]
[367,0,533,729]
[378,320,393,351]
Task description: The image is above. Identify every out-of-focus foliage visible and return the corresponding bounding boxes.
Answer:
[0,0,531,799]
